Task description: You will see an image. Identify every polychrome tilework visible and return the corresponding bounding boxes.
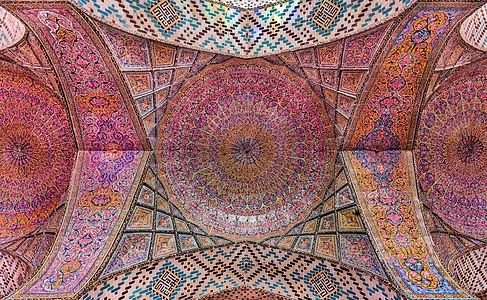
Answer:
[11,151,147,298]
[69,0,414,58]
[101,164,231,277]
[83,243,403,300]
[340,234,385,278]
[0,7,25,50]
[0,61,76,241]
[345,150,473,299]
[451,246,487,296]
[157,58,335,240]
[348,4,475,151]
[415,59,487,238]
[460,4,487,51]
[261,153,386,279]
[15,6,147,151]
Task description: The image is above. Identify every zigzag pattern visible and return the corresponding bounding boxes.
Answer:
[85,243,403,300]
[70,0,414,57]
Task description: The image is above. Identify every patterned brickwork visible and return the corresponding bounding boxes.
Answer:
[461,4,487,51]
[201,287,289,299]
[345,150,473,299]
[68,0,414,58]
[83,243,403,300]
[0,7,25,50]
[451,246,487,296]
[0,250,31,299]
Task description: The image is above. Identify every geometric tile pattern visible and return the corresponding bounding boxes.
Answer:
[451,246,487,296]
[0,250,31,299]
[460,3,487,51]
[261,153,386,278]
[0,7,25,50]
[83,243,404,300]
[101,160,232,277]
[263,23,391,147]
[98,23,220,147]
[345,150,473,299]
[68,0,414,57]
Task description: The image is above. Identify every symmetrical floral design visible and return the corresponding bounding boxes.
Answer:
[157,59,335,240]
[415,60,487,238]
[9,6,148,299]
[345,151,471,299]
[0,62,75,240]
[350,6,468,150]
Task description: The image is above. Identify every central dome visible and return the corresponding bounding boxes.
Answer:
[157,59,335,240]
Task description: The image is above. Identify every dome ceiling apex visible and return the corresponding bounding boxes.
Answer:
[156,58,336,240]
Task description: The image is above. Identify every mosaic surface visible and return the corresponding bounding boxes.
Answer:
[11,151,147,299]
[348,4,475,150]
[422,204,486,273]
[157,59,335,240]
[461,4,487,51]
[0,61,76,241]
[415,59,487,239]
[0,202,67,272]
[260,153,386,278]
[84,243,403,300]
[345,150,473,299]
[4,4,150,298]
[15,6,147,151]
[0,7,25,50]
[68,0,414,57]
[102,162,232,277]
[451,246,487,296]
[98,23,218,148]
[0,250,31,299]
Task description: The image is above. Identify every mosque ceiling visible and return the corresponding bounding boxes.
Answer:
[0,0,486,299]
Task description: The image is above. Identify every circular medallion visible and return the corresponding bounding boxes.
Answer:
[157,59,335,240]
[415,62,487,238]
[0,63,76,240]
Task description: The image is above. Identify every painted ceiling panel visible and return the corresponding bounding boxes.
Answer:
[67,0,415,57]
[415,58,487,239]
[0,0,486,299]
[0,61,76,242]
[156,58,336,241]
